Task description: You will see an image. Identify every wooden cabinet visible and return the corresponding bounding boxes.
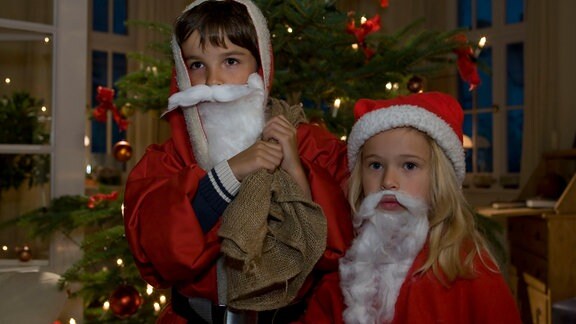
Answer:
[477,149,576,324]
[508,214,576,324]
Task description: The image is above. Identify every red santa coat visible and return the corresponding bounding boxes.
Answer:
[124,1,353,320]
[299,245,522,324]
[123,104,354,301]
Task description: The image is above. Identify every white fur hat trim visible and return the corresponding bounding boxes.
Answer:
[347,105,466,184]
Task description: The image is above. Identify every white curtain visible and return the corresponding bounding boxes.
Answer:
[520,0,559,187]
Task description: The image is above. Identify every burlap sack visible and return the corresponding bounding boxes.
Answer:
[218,99,327,311]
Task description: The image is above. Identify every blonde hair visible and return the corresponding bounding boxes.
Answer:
[348,129,497,285]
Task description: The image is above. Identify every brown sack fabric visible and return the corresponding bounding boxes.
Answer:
[218,99,328,311]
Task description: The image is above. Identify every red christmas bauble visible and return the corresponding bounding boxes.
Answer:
[407,76,424,93]
[113,140,133,162]
[109,285,142,319]
[17,245,32,262]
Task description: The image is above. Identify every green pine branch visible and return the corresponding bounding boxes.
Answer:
[0,193,163,323]
[0,4,476,322]
[112,0,464,137]
[114,20,173,113]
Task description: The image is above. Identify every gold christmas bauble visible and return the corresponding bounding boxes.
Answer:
[120,103,134,118]
[113,140,133,162]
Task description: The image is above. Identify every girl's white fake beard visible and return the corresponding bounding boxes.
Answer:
[340,190,430,324]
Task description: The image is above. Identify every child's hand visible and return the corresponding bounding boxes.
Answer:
[263,115,300,174]
[228,140,282,181]
[262,115,311,197]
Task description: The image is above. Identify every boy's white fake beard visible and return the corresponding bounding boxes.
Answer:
[340,190,430,324]
[168,73,266,170]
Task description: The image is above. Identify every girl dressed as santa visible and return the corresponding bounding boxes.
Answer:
[299,92,521,324]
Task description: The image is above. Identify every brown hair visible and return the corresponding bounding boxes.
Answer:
[174,0,261,67]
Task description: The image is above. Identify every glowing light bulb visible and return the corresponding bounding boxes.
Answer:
[334,98,341,109]
[332,98,342,118]
[475,36,487,56]
[478,36,487,48]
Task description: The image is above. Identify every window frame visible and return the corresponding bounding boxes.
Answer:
[457,0,526,197]
[0,0,87,273]
[88,0,134,159]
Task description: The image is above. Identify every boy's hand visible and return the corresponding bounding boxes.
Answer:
[228,140,282,181]
[262,115,311,198]
[262,115,300,174]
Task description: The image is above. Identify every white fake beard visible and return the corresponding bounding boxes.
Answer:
[198,90,265,169]
[171,73,266,170]
[340,190,430,324]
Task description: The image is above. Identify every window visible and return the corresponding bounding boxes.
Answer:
[89,0,131,176]
[457,0,525,190]
[92,0,128,34]
[0,0,87,270]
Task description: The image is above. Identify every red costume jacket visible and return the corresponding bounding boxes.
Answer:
[123,105,354,305]
[127,1,354,321]
[299,245,522,324]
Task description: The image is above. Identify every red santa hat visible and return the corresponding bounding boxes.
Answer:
[347,92,466,184]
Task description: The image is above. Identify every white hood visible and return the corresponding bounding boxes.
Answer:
[171,0,272,94]
[169,0,273,170]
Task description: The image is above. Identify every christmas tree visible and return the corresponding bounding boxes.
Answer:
[3,1,478,322]
[115,0,464,137]
[0,92,50,197]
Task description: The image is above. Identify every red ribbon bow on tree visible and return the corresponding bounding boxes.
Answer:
[346,13,381,59]
[87,191,119,209]
[92,86,129,131]
[453,33,481,91]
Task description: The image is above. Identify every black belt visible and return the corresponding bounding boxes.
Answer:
[171,288,306,324]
